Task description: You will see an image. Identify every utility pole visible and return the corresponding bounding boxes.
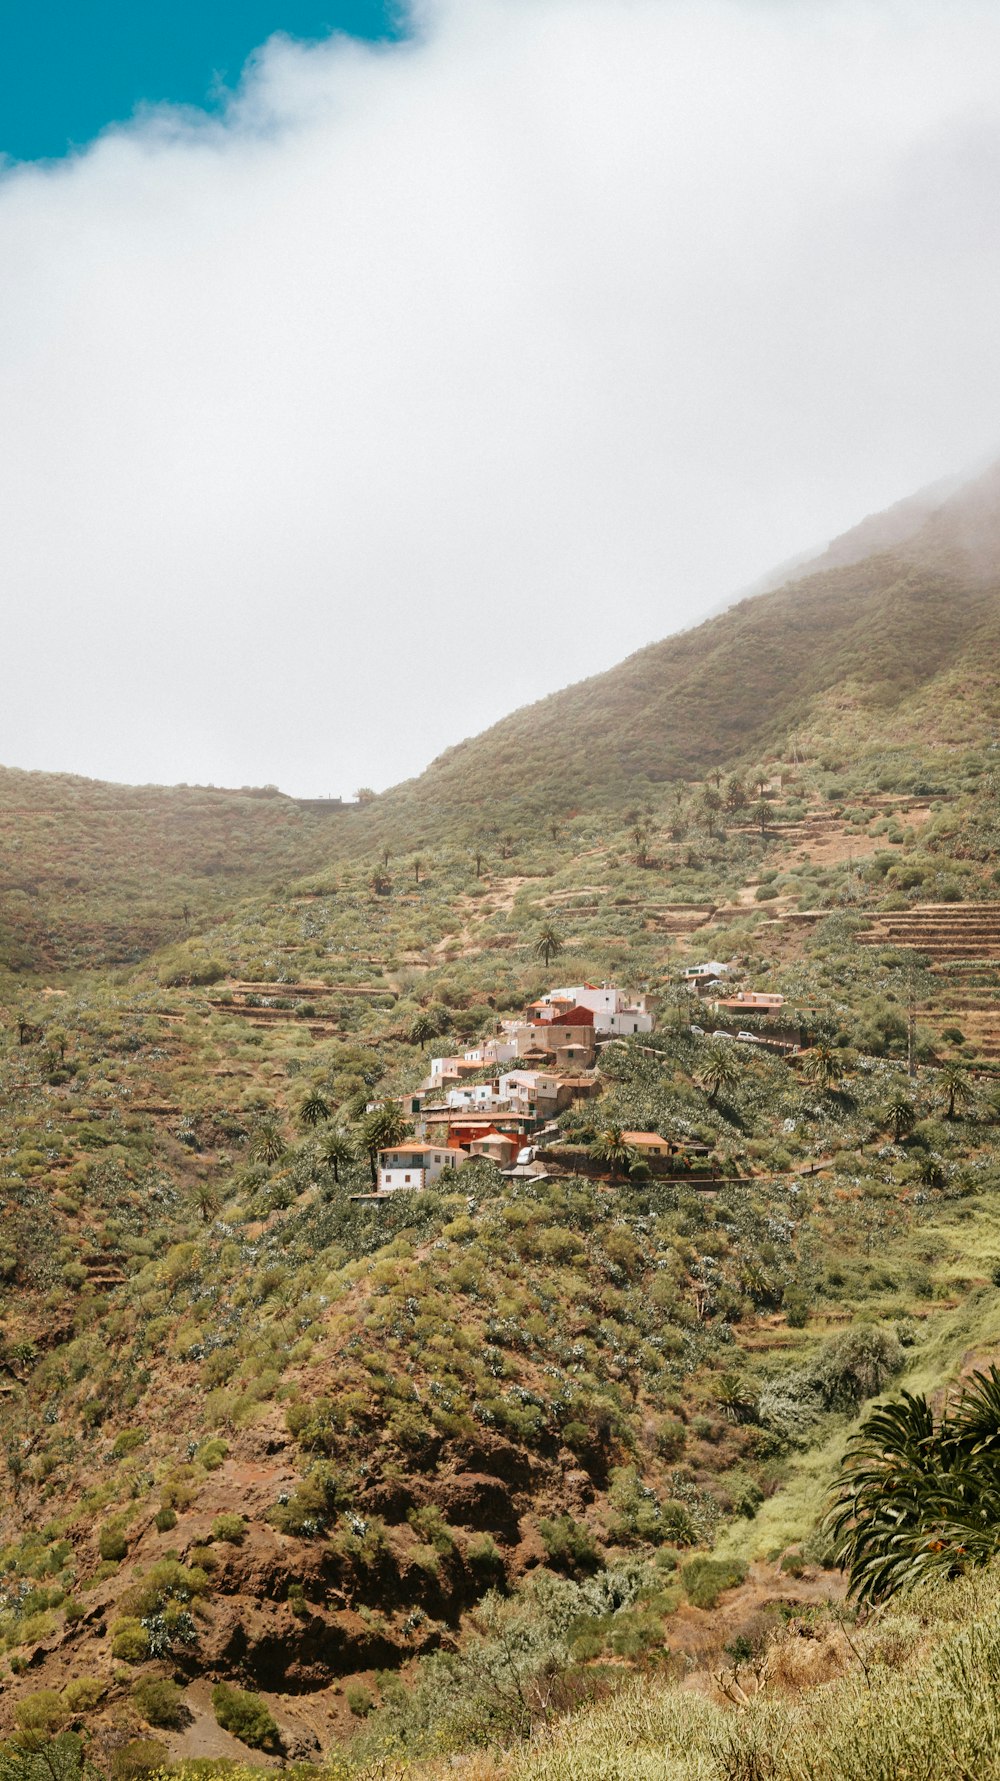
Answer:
[907,970,917,1080]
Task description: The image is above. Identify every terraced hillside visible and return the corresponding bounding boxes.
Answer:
[858,903,1000,964]
[6,467,1000,1775]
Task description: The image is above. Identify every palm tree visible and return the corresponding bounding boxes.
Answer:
[724,776,748,814]
[828,1367,1000,1605]
[248,1117,286,1165]
[408,1013,437,1046]
[698,1039,740,1105]
[534,924,563,969]
[317,1124,355,1185]
[194,1183,220,1223]
[667,802,689,841]
[631,819,653,866]
[750,797,772,836]
[298,1090,330,1128]
[699,787,722,837]
[937,1060,975,1121]
[803,1043,846,1094]
[884,1092,917,1142]
[589,1124,639,1180]
[359,1104,412,1186]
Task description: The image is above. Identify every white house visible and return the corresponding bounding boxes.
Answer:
[443,1083,504,1110]
[462,1037,520,1067]
[682,962,734,983]
[499,1070,565,1116]
[427,1055,483,1085]
[531,984,653,1036]
[377,1143,466,1193]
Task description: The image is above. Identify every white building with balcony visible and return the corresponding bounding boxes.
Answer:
[377,1143,466,1193]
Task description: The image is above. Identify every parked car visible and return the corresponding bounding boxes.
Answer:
[737,1030,764,1043]
[712,1030,733,1040]
[689,1024,705,1036]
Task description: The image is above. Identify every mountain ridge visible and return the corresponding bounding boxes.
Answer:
[359,461,1000,839]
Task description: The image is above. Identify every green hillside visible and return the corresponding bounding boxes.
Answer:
[5,467,1000,1777]
[362,463,1000,841]
[0,769,354,978]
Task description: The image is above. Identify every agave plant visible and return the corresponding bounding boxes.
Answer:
[828,1367,1000,1604]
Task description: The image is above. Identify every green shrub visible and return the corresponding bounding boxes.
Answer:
[655,1417,687,1462]
[109,1618,150,1663]
[211,1682,279,1750]
[211,1514,246,1545]
[119,1559,209,1620]
[131,1677,185,1728]
[111,1430,149,1459]
[467,1534,504,1584]
[784,1287,810,1328]
[268,1464,342,1536]
[811,1324,903,1411]
[109,1738,169,1781]
[62,1678,105,1714]
[538,1514,600,1574]
[345,1682,374,1718]
[406,1504,455,1554]
[154,1507,177,1533]
[98,1525,127,1562]
[197,1438,229,1471]
[681,1556,747,1609]
[14,1690,69,1734]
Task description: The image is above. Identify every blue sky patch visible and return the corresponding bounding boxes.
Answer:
[0,1,401,161]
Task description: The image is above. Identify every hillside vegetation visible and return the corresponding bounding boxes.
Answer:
[0,771,352,978]
[4,466,1000,1776]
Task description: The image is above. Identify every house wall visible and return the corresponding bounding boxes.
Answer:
[378,1166,428,1192]
[378,1148,463,1190]
[541,985,651,1033]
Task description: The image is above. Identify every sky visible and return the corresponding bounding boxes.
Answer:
[2,0,1000,797]
[0,2,398,161]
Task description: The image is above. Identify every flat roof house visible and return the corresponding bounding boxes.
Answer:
[533,984,653,1035]
[715,992,785,1013]
[377,1143,465,1193]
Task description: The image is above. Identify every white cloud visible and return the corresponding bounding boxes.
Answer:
[2,0,1000,794]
